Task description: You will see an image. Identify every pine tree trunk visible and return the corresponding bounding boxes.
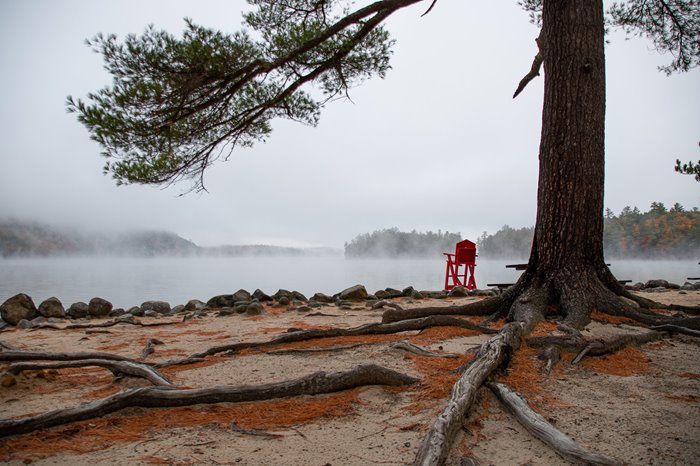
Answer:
[515,0,611,328]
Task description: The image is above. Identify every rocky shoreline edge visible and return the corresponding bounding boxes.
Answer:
[1,279,698,330]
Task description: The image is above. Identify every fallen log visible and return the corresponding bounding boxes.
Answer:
[7,359,173,387]
[0,364,418,438]
[413,322,523,466]
[488,382,620,465]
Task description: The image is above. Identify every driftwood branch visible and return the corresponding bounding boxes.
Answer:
[488,382,621,465]
[0,364,418,438]
[7,359,173,387]
[413,322,523,466]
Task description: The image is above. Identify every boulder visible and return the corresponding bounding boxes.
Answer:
[384,288,403,299]
[410,290,425,299]
[645,279,669,289]
[232,289,252,302]
[272,289,292,301]
[245,302,264,316]
[143,310,159,318]
[252,289,273,302]
[171,304,186,314]
[292,291,308,302]
[0,293,38,325]
[127,306,144,316]
[207,295,235,308]
[38,297,66,318]
[402,286,416,297]
[420,290,448,299]
[311,292,334,303]
[374,290,391,300]
[140,301,171,314]
[339,285,368,301]
[67,302,89,319]
[17,319,34,329]
[109,308,126,317]
[185,299,206,312]
[88,297,113,317]
[666,282,681,290]
[278,296,290,306]
[448,286,470,298]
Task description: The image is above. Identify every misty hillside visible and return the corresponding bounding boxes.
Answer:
[344,228,462,258]
[0,220,340,258]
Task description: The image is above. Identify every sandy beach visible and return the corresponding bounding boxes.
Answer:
[1,290,698,465]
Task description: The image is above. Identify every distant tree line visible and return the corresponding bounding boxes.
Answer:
[476,202,700,259]
[344,228,462,258]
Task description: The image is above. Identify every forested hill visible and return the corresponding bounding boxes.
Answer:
[344,228,462,258]
[0,220,341,257]
[477,202,700,259]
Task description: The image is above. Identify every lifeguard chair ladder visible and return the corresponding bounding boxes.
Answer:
[444,239,477,291]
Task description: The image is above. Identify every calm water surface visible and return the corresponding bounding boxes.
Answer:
[0,256,697,309]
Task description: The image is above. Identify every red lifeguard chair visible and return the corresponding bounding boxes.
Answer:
[444,239,477,291]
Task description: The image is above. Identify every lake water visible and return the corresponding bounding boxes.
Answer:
[0,256,698,309]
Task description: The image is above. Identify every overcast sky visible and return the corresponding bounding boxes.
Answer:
[0,0,698,248]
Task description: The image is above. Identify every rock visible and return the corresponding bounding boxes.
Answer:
[295,305,312,313]
[311,292,334,303]
[234,304,249,314]
[109,308,126,317]
[0,293,38,325]
[245,302,264,316]
[645,279,669,289]
[67,302,89,319]
[38,297,66,318]
[127,306,144,316]
[252,289,273,302]
[292,291,308,302]
[232,289,252,302]
[278,296,290,306]
[0,318,7,330]
[374,290,391,300]
[272,289,292,301]
[88,297,113,317]
[410,290,425,299]
[17,319,34,329]
[667,282,681,290]
[371,300,389,310]
[473,290,496,297]
[140,301,171,314]
[339,285,368,301]
[217,308,236,317]
[143,310,158,317]
[448,286,470,297]
[384,288,403,299]
[308,301,322,308]
[402,286,416,297]
[207,295,235,308]
[171,304,186,314]
[185,299,206,312]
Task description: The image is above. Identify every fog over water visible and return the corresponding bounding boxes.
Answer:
[1,256,697,310]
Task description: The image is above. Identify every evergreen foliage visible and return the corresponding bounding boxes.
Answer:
[344,228,461,258]
[477,203,700,259]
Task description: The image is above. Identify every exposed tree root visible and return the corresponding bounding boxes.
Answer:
[488,382,620,465]
[389,341,458,359]
[650,324,700,337]
[381,297,509,324]
[31,316,181,330]
[413,322,523,466]
[526,331,669,365]
[7,359,173,387]
[0,364,417,438]
[191,315,496,359]
[537,345,561,373]
[0,350,136,363]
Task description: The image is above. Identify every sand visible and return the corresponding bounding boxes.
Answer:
[0,291,698,465]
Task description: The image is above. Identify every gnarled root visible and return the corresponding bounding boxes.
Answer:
[488,382,621,465]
